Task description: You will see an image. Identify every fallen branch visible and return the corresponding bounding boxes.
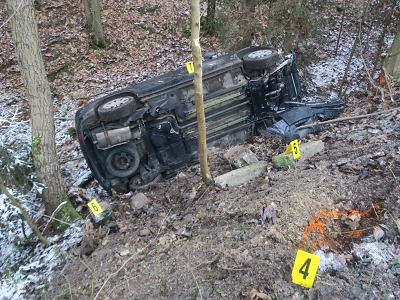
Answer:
[296,108,398,130]
[0,179,50,246]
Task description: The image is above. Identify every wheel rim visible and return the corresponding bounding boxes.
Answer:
[112,151,134,171]
[102,97,131,110]
[247,49,273,59]
[105,145,140,177]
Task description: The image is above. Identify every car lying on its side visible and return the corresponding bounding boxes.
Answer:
[76,46,344,193]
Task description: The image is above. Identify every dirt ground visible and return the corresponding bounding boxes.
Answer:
[1,1,399,299]
[43,111,400,299]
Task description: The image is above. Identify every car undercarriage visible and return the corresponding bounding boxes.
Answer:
[76,46,344,193]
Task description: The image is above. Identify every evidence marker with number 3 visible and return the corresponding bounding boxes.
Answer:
[292,250,320,288]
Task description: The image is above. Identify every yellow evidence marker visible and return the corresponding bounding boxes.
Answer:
[285,139,301,159]
[186,61,194,74]
[292,250,320,288]
[87,199,104,216]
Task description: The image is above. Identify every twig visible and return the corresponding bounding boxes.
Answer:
[339,0,372,97]
[0,0,25,30]
[195,252,222,269]
[362,267,375,300]
[60,272,73,300]
[335,0,348,56]
[42,214,75,227]
[296,108,398,130]
[93,209,172,300]
[220,265,251,271]
[41,201,68,234]
[189,268,203,300]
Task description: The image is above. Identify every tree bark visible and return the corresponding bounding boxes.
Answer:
[6,0,80,228]
[91,0,106,47]
[190,0,213,185]
[205,0,216,34]
[384,28,400,79]
[83,0,93,30]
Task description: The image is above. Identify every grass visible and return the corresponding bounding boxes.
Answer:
[159,278,169,297]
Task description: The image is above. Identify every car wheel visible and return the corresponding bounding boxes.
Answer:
[97,96,136,122]
[105,144,140,178]
[243,49,279,71]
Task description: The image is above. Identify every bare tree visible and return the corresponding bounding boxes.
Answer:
[190,0,213,185]
[6,0,80,230]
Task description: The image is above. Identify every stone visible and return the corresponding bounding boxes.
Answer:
[93,201,113,225]
[74,170,94,188]
[214,161,268,188]
[131,193,151,210]
[223,145,259,168]
[139,228,151,236]
[272,140,325,168]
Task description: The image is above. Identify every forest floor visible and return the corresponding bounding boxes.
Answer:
[0,1,399,299]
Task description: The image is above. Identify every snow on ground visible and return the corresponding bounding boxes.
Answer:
[0,26,397,300]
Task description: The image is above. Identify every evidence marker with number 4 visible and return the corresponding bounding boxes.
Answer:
[292,250,320,288]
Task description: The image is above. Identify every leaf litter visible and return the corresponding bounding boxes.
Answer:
[0,0,399,299]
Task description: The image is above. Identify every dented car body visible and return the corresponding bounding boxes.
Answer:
[76,46,344,193]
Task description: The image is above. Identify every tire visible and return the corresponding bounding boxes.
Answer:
[105,144,140,178]
[97,96,136,122]
[243,49,279,71]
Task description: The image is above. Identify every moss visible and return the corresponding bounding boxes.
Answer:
[272,154,294,169]
[32,136,42,155]
[54,195,82,232]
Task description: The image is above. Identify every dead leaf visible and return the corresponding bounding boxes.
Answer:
[373,225,385,242]
[244,289,271,300]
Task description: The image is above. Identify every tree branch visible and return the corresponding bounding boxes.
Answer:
[296,108,398,130]
[0,178,50,246]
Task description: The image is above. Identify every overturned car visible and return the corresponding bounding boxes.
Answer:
[76,46,344,193]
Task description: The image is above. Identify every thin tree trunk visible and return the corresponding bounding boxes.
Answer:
[339,0,371,97]
[335,0,347,56]
[83,0,93,30]
[91,0,106,47]
[6,0,80,228]
[205,0,216,34]
[384,28,400,79]
[190,0,213,185]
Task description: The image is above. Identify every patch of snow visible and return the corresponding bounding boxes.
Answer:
[315,250,345,274]
[353,242,399,266]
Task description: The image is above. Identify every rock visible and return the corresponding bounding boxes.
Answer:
[139,228,151,236]
[214,161,268,188]
[74,170,94,188]
[131,193,151,210]
[223,145,259,168]
[93,201,113,225]
[272,140,325,168]
[119,249,130,256]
